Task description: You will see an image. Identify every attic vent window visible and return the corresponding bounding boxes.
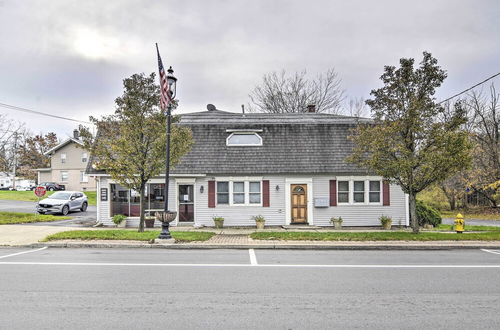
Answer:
[226,132,262,146]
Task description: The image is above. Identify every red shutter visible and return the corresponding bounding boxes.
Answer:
[262,180,270,207]
[208,181,215,208]
[383,180,390,206]
[330,180,337,206]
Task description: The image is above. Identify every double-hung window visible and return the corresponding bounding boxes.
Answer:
[61,153,66,164]
[82,152,88,163]
[216,180,262,206]
[80,171,88,183]
[337,178,382,205]
[369,181,381,203]
[217,182,229,204]
[232,182,245,204]
[353,181,365,203]
[338,181,349,203]
[61,171,69,182]
[249,182,261,204]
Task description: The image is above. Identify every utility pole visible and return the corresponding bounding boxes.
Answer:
[12,132,18,190]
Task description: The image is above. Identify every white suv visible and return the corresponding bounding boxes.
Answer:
[36,191,88,215]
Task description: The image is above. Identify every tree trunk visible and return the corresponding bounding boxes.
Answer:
[441,185,456,211]
[409,192,419,233]
[138,185,146,232]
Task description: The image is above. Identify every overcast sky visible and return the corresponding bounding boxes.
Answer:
[0,0,499,138]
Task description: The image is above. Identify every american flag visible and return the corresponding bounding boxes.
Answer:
[156,43,171,110]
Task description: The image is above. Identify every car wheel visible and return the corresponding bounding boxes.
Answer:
[49,187,55,191]
[80,202,88,212]
[37,211,45,215]
[61,205,69,216]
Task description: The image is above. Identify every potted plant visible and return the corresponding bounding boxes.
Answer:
[252,215,266,229]
[213,215,224,228]
[330,217,343,229]
[112,214,127,228]
[379,215,392,230]
[145,215,156,228]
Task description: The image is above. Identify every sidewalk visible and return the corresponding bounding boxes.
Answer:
[3,224,500,250]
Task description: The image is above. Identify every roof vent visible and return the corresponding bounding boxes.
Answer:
[207,104,216,111]
[307,104,316,113]
[73,129,79,139]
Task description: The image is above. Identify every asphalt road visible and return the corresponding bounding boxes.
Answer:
[0,199,97,226]
[1,248,500,329]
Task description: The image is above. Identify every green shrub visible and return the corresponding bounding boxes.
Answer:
[379,215,392,226]
[417,185,449,211]
[416,200,442,227]
[252,215,265,223]
[112,214,127,225]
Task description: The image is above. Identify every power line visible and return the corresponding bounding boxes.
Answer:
[438,72,500,104]
[0,102,92,125]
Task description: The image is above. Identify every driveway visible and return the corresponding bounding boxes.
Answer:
[0,199,96,227]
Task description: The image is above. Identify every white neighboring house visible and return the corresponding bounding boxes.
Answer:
[0,172,13,190]
[87,108,409,228]
[35,130,96,191]
[0,172,35,190]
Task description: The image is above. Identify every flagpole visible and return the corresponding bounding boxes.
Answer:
[156,43,177,240]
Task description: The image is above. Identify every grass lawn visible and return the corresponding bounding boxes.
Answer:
[0,191,96,206]
[440,210,500,221]
[435,224,500,232]
[0,211,69,224]
[42,230,215,242]
[250,230,500,241]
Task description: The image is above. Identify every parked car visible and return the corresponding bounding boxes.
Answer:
[36,191,88,215]
[34,182,65,191]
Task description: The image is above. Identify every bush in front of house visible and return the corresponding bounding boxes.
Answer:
[112,214,127,225]
[416,200,442,227]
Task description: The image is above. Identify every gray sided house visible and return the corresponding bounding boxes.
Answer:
[88,109,409,227]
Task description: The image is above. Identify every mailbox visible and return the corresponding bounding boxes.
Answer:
[314,198,329,208]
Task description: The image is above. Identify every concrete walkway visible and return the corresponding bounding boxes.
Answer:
[0,225,95,246]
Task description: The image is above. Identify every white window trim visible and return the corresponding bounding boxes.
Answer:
[60,153,67,163]
[336,176,383,206]
[82,152,88,163]
[226,132,263,147]
[80,171,89,183]
[61,171,69,182]
[216,180,262,207]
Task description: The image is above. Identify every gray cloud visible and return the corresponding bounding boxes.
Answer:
[0,0,499,136]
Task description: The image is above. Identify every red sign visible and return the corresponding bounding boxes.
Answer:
[34,186,46,198]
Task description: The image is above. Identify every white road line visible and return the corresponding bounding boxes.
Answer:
[0,247,47,260]
[1,262,500,268]
[249,249,258,265]
[481,249,500,255]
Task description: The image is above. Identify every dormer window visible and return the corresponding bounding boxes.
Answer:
[226,130,263,146]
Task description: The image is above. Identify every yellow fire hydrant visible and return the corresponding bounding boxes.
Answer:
[454,213,465,233]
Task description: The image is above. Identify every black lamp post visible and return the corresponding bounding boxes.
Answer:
[157,66,178,240]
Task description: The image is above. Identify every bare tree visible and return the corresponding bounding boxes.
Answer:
[0,115,26,173]
[463,84,500,207]
[348,97,369,117]
[248,69,345,114]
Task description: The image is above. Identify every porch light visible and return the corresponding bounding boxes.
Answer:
[200,185,204,193]
[276,185,280,191]
[167,66,177,99]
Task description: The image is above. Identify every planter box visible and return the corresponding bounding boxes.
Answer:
[145,217,155,228]
[214,220,224,228]
[256,221,265,230]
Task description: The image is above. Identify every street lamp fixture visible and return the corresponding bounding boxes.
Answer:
[166,66,177,99]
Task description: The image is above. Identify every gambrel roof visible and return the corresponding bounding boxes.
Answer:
[86,109,372,176]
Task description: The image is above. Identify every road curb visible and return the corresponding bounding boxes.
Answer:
[20,242,500,250]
